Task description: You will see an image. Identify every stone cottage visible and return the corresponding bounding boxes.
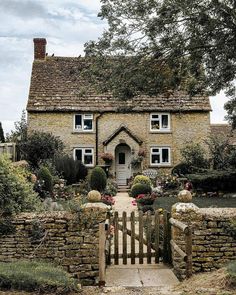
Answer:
[27,38,211,185]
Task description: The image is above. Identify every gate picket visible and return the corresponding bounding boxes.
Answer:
[146,211,152,264]
[130,211,135,264]
[138,211,144,264]
[114,211,119,265]
[154,210,160,263]
[122,211,127,264]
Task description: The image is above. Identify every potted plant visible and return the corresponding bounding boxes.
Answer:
[100,152,114,165]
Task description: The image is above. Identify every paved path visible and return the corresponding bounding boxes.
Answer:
[106,192,179,289]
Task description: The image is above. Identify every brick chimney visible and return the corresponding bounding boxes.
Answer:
[33,38,47,60]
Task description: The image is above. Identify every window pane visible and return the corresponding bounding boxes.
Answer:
[151,120,160,130]
[85,149,92,154]
[84,155,93,165]
[152,114,159,119]
[119,152,125,164]
[75,149,82,161]
[152,154,160,164]
[75,115,82,129]
[162,149,169,163]
[161,115,169,128]
[83,119,92,130]
[152,148,159,153]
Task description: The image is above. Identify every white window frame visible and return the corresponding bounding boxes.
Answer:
[74,114,94,132]
[150,113,170,132]
[73,147,94,167]
[150,147,171,166]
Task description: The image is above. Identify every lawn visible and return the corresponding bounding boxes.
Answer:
[153,194,236,212]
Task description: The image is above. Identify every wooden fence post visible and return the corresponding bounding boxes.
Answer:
[114,211,119,265]
[185,226,192,278]
[99,223,106,286]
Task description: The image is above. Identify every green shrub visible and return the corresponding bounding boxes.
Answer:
[38,166,53,193]
[20,131,64,167]
[0,260,78,293]
[55,155,87,185]
[104,179,118,196]
[227,261,236,287]
[0,218,16,236]
[130,183,152,198]
[172,163,193,176]
[186,170,236,192]
[0,155,42,216]
[133,175,152,186]
[180,142,209,168]
[89,166,107,192]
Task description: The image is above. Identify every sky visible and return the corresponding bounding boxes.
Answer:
[0,0,229,135]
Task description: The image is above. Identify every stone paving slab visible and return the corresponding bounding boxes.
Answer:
[105,264,179,287]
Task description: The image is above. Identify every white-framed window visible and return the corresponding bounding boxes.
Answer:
[150,113,170,132]
[74,148,94,167]
[150,147,171,166]
[74,114,93,131]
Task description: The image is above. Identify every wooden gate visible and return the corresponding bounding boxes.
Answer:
[106,210,171,265]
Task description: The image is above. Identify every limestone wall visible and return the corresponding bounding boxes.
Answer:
[0,210,107,285]
[28,111,210,173]
[171,205,236,280]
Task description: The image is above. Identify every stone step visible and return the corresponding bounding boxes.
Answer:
[118,186,130,192]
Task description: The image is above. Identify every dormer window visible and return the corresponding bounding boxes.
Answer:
[150,113,170,132]
[74,114,93,131]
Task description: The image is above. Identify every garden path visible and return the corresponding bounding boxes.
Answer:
[106,192,179,289]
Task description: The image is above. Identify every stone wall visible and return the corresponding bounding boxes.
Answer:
[171,204,236,280]
[28,111,210,175]
[0,210,107,285]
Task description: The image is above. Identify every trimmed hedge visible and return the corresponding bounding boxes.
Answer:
[89,166,107,192]
[130,183,152,198]
[38,166,53,193]
[133,175,152,186]
[186,170,236,192]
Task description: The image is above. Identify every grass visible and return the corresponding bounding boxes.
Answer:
[0,260,78,294]
[227,261,236,287]
[153,194,236,211]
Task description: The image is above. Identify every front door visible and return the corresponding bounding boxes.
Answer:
[115,145,131,186]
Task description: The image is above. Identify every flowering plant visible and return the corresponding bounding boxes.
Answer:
[138,149,146,157]
[100,152,114,163]
[136,193,156,205]
[101,194,115,206]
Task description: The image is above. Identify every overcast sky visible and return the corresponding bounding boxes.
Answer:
[0,0,229,135]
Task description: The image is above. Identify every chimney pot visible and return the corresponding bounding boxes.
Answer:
[33,38,47,60]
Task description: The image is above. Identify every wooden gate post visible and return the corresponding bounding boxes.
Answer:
[185,226,193,278]
[99,223,106,286]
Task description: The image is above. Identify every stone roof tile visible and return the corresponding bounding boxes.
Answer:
[27,57,211,112]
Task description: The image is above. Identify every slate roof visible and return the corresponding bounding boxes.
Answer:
[210,124,236,146]
[27,57,211,113]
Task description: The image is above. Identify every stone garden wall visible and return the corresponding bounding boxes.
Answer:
[0,209,107,285]
[171,204,236,280]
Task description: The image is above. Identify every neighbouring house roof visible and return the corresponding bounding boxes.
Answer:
[27,57,211,113]
[210,124,236,146]
[103,125,143,146]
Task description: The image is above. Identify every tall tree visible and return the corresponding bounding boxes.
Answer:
[0,122,5,143]
[85,0,236,126]
[6,110,27,142]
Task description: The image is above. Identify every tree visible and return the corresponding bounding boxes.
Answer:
[0,122,5,143]
[20,131,64,167]
[6,110,27,142]
[85,0,236,125]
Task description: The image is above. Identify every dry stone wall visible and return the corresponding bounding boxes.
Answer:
[0,210,107,286]
[171,205,236,280]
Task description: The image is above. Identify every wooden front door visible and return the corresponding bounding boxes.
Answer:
[116,145,131,186]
